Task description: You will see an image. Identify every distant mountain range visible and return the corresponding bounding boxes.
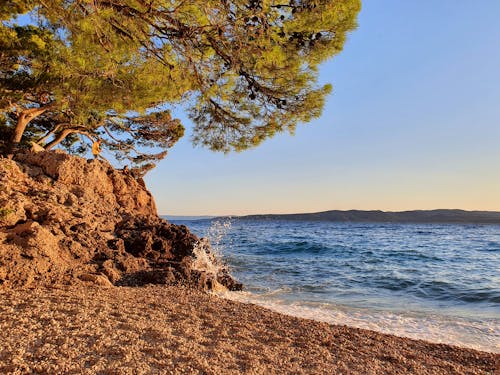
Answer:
[229,209,500,224]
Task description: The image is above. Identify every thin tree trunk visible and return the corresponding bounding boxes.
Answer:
[44,129,75,150]
[37,123,64,146]
[44,128,94,150]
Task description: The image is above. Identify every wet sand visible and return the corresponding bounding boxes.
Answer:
[0,285,497,374]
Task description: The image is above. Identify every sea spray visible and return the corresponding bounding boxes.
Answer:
[205,218,233,258]
[191,238,221,277]
[191,218,236,288]
[192,218,233,274]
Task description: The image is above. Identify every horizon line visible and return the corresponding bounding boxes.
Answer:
[161,208,500,218]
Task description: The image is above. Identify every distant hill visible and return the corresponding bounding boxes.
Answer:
[162,215,214,221]
[231,210,500,224]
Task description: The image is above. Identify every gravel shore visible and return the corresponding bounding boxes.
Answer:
[0,285,497,374]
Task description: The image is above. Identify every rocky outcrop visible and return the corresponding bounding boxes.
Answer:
[0,151,241,291]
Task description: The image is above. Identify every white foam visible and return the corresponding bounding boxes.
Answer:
[191,219,233,277]
[217,290,500,353]
[191,238,221,277]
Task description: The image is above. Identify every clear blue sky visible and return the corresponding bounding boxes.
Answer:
[145,1,500,216]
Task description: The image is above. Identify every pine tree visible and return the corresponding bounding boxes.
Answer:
[1,0,360,169]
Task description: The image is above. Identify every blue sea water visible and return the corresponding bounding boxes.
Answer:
[170,218,500,353]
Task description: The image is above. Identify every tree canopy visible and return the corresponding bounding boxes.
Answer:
[0,0,360,173]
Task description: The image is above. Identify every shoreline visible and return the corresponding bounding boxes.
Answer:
[218,290,499,354]
[0,285,497,374]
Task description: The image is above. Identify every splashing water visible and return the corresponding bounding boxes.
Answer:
[191,218,233,278]
[205,218,233,258]
[191,238,220,277]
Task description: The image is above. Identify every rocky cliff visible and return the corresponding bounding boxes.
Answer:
[0,151,241,291]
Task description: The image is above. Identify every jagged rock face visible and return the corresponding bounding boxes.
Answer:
[0,151,242,291]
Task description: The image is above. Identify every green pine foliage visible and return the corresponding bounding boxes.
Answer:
[0,0,360,172]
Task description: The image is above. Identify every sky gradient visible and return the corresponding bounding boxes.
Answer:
[145,1,500,216]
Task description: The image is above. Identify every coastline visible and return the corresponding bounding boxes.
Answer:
[0,285,497,374]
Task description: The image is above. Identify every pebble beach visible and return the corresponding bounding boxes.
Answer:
[0,285,497,374]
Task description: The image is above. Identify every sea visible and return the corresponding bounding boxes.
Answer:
[168,218,500,353]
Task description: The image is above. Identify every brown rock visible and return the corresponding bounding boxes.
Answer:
[78,273,113,287]
[0,151,241,291]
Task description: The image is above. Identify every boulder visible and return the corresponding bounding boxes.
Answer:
[0,151,242,291]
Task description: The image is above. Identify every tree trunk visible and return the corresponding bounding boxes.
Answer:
[12,116,27,144]
[6,105,53,158]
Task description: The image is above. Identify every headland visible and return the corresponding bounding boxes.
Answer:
[0,151,497,373]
